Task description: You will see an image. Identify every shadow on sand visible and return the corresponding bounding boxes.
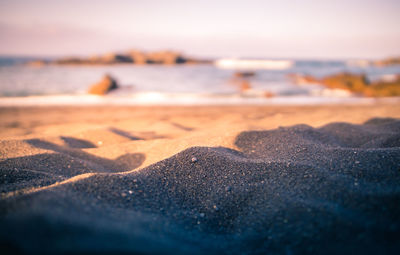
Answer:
[0,136,145,193]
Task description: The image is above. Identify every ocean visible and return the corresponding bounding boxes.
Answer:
[0,57,399,105]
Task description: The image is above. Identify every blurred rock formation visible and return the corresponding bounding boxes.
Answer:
[88,75,119,95]
[29,49,211,66]
[291,72,400,97]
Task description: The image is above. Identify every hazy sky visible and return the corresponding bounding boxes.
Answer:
[0,0,399,59]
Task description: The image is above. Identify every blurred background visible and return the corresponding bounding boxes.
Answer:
[0,0,399,104]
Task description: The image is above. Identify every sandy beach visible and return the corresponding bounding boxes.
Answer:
[1,103,400,254]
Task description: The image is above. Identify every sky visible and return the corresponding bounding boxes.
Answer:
[0,0,399,59]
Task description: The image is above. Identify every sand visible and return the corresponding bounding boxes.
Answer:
[0,103,400,254]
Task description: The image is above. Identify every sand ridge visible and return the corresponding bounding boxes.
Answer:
[1,104,399,198]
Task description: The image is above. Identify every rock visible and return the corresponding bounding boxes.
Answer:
[234,71,256,78]
[296,72,400,97]
[86,53,133,64]
[88,75,119,95]
[128,50,148,65]
[127,50,189,65]
[191,157,198,163]
[321,72,400,97]
[374,56,400,67]
[321,72,369,93]
[55,57,86,65]
[240,81,252,92]
[264,91,275,98]
[26,60,47,67]
[100,53,133,64]
[366,75,400,97]
[148,51,187,65]
[42,49,209,66]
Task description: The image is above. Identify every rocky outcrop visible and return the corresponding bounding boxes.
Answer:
[26,60,48,67]
[234,71,256,78]
[88,75,119,95]
[125,50,187,65]
[35,49,211,66]
[89,53,133,64]
[144,51,187,65]
[374,57,400,67]
[127,50,148,65]
[365,75,400,97]
[321,73,369,93]
[292,72,400,97]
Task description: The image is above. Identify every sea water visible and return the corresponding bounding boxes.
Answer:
[0,57,399,105]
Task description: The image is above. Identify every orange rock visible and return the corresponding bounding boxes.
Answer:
[368,75,400,97]
[302,72,400,97]
[374,56,400,67]
[321,72,369,93]
[240,81,252,92]
[88,75,119,95]
[264,91,275,98]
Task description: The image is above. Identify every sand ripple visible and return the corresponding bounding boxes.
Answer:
[1,118,400,254]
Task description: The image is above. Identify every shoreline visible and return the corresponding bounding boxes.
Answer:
[1,94,399,107]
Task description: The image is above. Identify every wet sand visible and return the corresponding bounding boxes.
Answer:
[0,103,400,254]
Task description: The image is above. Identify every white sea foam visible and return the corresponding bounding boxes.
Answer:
[311,88,353,97]
[346,59,371,67]
[0,92,396,107]
[214,58,293,70]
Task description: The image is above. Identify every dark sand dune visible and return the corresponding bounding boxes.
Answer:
[0,139,145,193]
[1,118,400,254]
